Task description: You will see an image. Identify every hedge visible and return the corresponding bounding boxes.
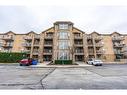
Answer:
[55,60,72,65]
[0,52,27,63]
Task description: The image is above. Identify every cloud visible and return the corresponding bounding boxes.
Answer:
[0,6,127,34]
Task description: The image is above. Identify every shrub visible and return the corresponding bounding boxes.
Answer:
[55,60,72,65]
[0,52,27,63]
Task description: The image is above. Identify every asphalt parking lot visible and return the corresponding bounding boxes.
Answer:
[0,64,127,89]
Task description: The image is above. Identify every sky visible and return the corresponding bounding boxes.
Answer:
[0,6,127,34]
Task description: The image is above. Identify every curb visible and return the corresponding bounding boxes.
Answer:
[29,65,92,68]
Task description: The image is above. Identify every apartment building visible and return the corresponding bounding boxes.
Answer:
[0,21,127,63]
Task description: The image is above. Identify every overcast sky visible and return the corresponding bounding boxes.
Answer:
[0,6,127,34]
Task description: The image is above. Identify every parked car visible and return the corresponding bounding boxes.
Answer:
[87,58,94,65]
[93,60,103,66]
[19,59,32,66]
[87,59,103,66]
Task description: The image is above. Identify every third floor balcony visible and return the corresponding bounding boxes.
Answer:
[2,35,14,41]
[94,36,103,41]
[24,36,32,40]
[87,35,92,39]
[73,33,83,39]
[113,43,125,48]
[34,35,40,39]
[44,33,54,39]
[44,42,53,47]
[112,36,124,41]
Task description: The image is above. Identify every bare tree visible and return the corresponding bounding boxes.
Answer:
[69,44,75,64]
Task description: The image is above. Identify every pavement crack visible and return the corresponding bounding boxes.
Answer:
[0,68,56,89]
[0,83,35,86]
[40,68,56,89]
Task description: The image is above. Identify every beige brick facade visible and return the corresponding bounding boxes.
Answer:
[0,21,127,63]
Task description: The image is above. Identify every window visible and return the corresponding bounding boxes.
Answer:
[58,40,69,49]
[58,51,69,60]
[59,24,68,29]
[59,32,69,39]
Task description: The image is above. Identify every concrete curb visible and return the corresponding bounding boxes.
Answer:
[29,64,92,68]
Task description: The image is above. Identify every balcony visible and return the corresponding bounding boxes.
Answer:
[23,43,32,47]
[24,50,31,54]
[75,49,84,55]
[87,35,92,39]
[43,50,52,55]
[74,43,83,47]
[2,43,13,48]
[33,50,39,55]
[24,36,32,40]
[74,35,82,39]
[94,36,103,41]
[44,33,53,39]
[33,42,40,47]
[113,43,124,48]
[112,36,124,41]
[122,47,127,52]
[95,43,103,47]
[96,50,104,54]
[114,50,123,55]
[44,41,53,47]
[2,36,14,41]
[88,51,94,55]
[3,49,12,52]
[87,44,94,47]
[34,35,40,39]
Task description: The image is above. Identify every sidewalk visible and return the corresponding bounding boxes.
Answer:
[30,62,92,68]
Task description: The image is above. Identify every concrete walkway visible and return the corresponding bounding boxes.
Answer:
[30,62,92,68]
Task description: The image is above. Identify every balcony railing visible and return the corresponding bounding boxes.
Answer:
[94,36,103,41]
[87,44,94,47]
[2,43,13,47]
[43,50,52,55]
[87,35,92,39]
[95,43,103,47]
[24,50,31,53]
[2,36,14,40]
[22,43,32,47]
[113,44,124,48]
[74,35,82,39]
[96,50,104,54]
[34,35,40,39]
[112,36,124,41]
[24,36,32,40]
[75,50,84,55]
[44,43,53,47]
[74,43,83,47]
[44,34,53,39]
[33,50,39,55]
[88,51,94,55]
[33,43,40,47]
[75,50,83,53]
[114,51,123,54]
